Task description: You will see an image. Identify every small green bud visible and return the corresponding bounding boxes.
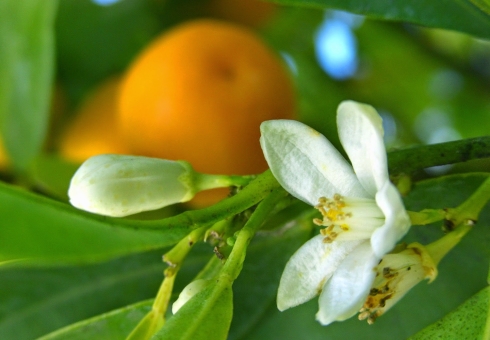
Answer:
[226,236,236,246]
[68,154,196,217]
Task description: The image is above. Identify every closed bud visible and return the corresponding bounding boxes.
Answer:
[68,154,196,217]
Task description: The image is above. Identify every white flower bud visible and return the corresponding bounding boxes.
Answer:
[172,279,212,314]
[68,154,196,217]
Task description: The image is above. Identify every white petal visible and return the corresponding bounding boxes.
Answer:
[68,155,193,217]
[337,101,388,196]
[316,241,378,325]
[277,235,363,311]
[371,181,411,257]
[260,120,369,205]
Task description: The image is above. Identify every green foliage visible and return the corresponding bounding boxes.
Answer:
[470,0,490,15]
[38,300,153,340]
[269,0,490,40]
[410,287,490,339]
[55,0,161,104]
[0,250,167,340]
[3,173,489,339]
[153,280,234,340]
[29,154,79,200]
[1,0,490,339]
[0,180,191,264]
[0,169,281,265]
[0,0,57,171]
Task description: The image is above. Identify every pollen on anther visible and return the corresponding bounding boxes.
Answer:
[358,311,370,321]
[322,236,334,243]
[313,218,323,226]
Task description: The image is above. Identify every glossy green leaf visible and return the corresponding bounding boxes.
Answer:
[38,300,153,340]
[0,181,190,264]
[0,0,57,171]
[152,279,233,340]
[410,287,490,339]
[0,170,279,265]
[1,208,307,340]
[270,0,490,40]
[243,173,490,339]
[0,251,165,340]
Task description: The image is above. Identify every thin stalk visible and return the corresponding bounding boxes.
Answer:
[388,136,490,175]
[446,176,490,227]
[126,226,207,340]
[118,169,280,231]
[220,188,288,281]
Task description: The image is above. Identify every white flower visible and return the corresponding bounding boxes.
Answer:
[259,100,411,325]
[68,154,196,217]
[359,242,437,324]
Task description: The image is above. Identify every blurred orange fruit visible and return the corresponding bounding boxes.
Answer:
[207,0,277,27]
[59,77,129,163]
[118,19,296,179]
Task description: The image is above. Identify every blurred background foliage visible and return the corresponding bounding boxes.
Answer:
[2,0,490,182]
[0,0,490,339]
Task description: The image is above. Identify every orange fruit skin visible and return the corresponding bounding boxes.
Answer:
[118,19,296,178]
[59,77,130,163]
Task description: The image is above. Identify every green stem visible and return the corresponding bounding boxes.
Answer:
[446,176,490,227]
[426,223,473,265]
[220,188,288,281]
[388,136,490,175]
[408,209,446,226]
[164,226,208,267]
[118,169,280,232]
[193,173,254,191]
[126,226,207,340]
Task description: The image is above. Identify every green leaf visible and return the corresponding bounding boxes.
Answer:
[0,169,279,265]
[0,0,57,171]
[0,181,190,264]
[270,0,490,40]
[409,287,490,339]
[0,244,211,340]
[38,300,153,340]
[0,251,166,340]
[152,279,233,340]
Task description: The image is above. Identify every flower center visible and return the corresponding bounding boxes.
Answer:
[313,194,384,243]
